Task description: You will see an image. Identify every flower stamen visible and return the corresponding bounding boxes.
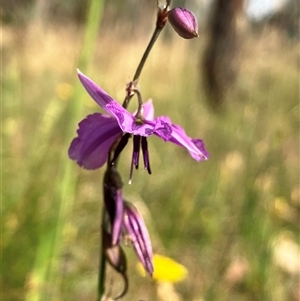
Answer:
[111,133,130,166]
[129,136,141,184]
[141,137,152,174]
[133,136,141,169]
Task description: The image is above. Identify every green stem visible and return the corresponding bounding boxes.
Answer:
[97,210,107,301]
[97,250,106,300]
[123,25,163,109]
[131,1,171,84]
[133,26,163,82]
[98,4,169,299]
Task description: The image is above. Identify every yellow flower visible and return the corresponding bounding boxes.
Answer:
[137,254,188,283]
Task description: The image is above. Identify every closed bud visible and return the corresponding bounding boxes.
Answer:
[168,7,199,39]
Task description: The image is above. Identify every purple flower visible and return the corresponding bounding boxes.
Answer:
[123,201,153,276]
[69,70,209,180]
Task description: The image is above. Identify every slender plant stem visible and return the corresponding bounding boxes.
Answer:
[97,210,106,301]
[133,26,163,81]
[98,5,168,300]
[131,1,171,83]
[97,251,106,300]
[123,25,163,109]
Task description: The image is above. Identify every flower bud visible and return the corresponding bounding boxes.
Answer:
[168,7,199,39]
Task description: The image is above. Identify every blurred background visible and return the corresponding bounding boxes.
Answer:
[2,0,299,300]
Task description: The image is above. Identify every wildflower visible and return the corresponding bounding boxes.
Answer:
[123,201,153,276]
[168,7,199,39]
[69,70,209,181]
[137,254,188,283]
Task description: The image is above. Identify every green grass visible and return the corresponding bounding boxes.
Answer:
[2,13,299,301]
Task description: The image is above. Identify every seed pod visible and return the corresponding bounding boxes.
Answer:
[102,228,127,274]
[103,166,124,245]
[168,7,199,39]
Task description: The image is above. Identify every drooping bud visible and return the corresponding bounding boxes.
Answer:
[103,166,124,245]
[123,201,153,276]
[168,7,199,39]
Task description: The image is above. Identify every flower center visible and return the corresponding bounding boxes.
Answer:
[134,116,144,125]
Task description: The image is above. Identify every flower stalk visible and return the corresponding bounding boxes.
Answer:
[68,0,207,299]
[123,2,170,109]
[95,6,167,288]
[97,210,106,301]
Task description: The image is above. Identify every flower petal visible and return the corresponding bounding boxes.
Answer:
[69,113,121,169]
[129,116,172,140]
[141,137,151,174]
[153,116,172,141]
[105,103,160,138]
[191,138,210,160]
[142,100,155,120]
[130,120,156,137]
[123,201,153,276]
[168,123,209,161]
[105,103,136,133]
[77,69,135,124]
[77,71,172,141]
[137,254,188,283]
[77,69,115,108]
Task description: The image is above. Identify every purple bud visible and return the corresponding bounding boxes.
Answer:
[123,201,153,276]
[103,166,124,245]
[168,7,199,39]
